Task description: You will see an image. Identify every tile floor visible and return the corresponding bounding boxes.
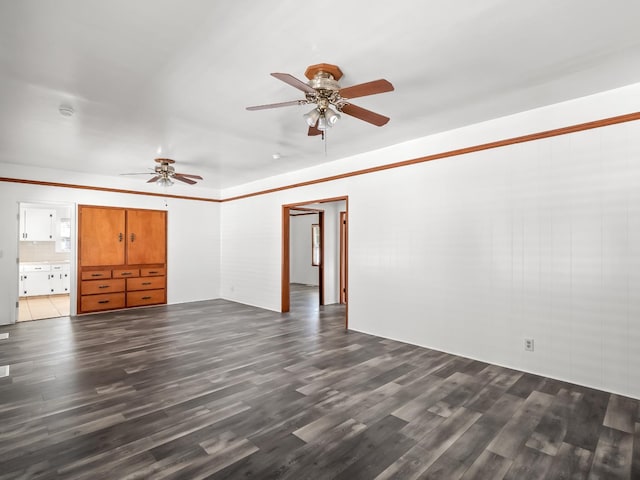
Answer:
[18,294,70,321]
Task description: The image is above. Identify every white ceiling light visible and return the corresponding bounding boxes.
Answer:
[156,176,174,187]
[324,107,341,126]
[303,108,320,127]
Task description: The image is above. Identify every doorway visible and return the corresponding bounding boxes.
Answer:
[282,196,348,328]
[18,202,73,322]
[288,207,324,311]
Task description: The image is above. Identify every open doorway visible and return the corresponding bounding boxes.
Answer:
[288,207,323,312]
[282,196,348,328]
[18,202,73,322]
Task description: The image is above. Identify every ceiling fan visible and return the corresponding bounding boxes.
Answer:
[121,158,203,186]
[246,63,394,136]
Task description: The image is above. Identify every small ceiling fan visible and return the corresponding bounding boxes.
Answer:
[121,158,203,186]
[246,63,394,136]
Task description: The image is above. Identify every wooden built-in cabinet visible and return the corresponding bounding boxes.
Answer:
[78,205,167,314]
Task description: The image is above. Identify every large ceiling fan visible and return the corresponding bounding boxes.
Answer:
[246,63,394,136]
[122,158,203,186]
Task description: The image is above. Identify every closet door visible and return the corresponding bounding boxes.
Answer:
[79,206,126,266]
[126,209,167,265]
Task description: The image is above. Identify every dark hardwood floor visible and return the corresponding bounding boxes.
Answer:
[0,286,638,479]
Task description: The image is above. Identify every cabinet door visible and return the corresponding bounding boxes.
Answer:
[23,271,52,296]
[21,208,55,241]
[79,206,126,266]
[127,209,166,265]
[51,272,71,294]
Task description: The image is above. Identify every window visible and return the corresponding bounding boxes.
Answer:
[311,224,321,266]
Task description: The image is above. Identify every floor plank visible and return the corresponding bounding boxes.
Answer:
[0,286,638,479]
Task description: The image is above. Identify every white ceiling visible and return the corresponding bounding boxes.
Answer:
[2,0,640,191]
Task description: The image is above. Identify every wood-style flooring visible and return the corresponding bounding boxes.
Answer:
[0,286,638,479]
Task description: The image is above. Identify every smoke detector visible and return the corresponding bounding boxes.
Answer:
[59,105,75,117]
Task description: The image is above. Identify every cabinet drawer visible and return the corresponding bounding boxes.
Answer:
[22,264,50,272]
[127,276,165,291]
[51,264,70,273]
[81,278,125,295]
[81,293,125,312]
[81,270,112,280]
[141,267,165,277]
[126,289,165,307]
[113,268,140,278]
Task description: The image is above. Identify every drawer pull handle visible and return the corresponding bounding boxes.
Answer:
[142,296,152,300]
[121,272,132,275]
[98,300,110,304]
[148,271,158,274]
[142,282,152,286]
[91,273,103,277]
[98,285,109,289]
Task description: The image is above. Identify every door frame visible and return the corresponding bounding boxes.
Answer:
[282,195,348,329]
[17,201,76,323]
[340,210,347,305]
[290,207,324,305]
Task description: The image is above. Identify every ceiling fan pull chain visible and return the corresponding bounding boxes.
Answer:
[323,127,327,156]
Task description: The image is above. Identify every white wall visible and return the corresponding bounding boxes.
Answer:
[315,201,345,305]
[220,82,640,399]
[290,213,319,286]
[0,176,221,325]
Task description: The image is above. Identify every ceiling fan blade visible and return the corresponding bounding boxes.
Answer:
[308,124,322,136]
[341,103,390,127]
[246,99,307,111]
[173,175,197,185]
[271,73,316,94]
[174,173,203,179]
[147,175,160,183]
[339,79,394,100]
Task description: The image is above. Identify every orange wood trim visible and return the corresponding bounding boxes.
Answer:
[339,211,347,305]
[281,206,291,312]
[344,199,348,330]
[223,111,640,203]
[318,213,324,306]
[281,195,349,323]
[2,112,638,208]
[0,177,220,203]
[283,196,349,208]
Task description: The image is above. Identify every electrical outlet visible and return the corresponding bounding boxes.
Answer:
[524,338,534,352]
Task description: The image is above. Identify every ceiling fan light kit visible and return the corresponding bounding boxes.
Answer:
[246,63,394,136]
[155,176,174,187]
[122,158,203,187]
